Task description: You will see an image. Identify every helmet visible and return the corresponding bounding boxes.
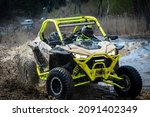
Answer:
[49,32,60,41]
[81,26,94,37]
[48,32,61,47]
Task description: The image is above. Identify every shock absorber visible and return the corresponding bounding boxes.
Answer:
[73,65,80,76]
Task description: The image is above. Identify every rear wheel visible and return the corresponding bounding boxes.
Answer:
[23,60,39,86]
[114,66,142,98]
[46,67,74,99]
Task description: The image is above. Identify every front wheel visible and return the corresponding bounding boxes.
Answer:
[46,67,74,99]
[114,66,142,98]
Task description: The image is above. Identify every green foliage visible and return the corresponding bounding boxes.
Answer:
[89,0,134,16]
[111,0,133,14]
[0,0,45,17]
[0,0,149,20]
[102,0,133,15]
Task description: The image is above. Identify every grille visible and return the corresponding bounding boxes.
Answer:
[87,56,112,69]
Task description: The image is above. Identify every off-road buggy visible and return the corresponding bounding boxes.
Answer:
[24,16,142,99]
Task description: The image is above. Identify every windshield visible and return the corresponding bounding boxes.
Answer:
[59,22,103,39]
[73,39,101,50]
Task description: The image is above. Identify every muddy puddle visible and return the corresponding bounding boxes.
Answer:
[0,36,150,99]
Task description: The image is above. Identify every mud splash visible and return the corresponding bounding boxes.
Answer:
[0,43,55,100]
[0,78,48,100]
[0,35,150,99]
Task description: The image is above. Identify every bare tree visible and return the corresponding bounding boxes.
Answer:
[106,0,110,16]
[98,0,110,17]
[73,0,82,13]
[98,0,103,17]
[132,0,150,30]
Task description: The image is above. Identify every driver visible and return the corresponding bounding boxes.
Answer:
[76,25,94,41]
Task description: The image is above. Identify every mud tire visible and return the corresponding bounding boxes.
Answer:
[23,61,39,86]
[114,65,142,98]
[46,67,74,100]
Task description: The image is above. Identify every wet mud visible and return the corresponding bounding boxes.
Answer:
[0,36,150,100]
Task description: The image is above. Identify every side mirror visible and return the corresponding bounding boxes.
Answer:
[108,35,118,40]
[115,44,124,50]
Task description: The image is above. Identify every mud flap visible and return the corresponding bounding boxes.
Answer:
[32,47,48,72]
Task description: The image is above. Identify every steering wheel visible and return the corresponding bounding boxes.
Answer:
[73,29,82,36]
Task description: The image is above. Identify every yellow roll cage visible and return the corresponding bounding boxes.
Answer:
[39,16,108,41]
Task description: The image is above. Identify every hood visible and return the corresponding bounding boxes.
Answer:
[60,41,116,56]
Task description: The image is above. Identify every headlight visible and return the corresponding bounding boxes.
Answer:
[73,53,88,58]
[108,50,116,56]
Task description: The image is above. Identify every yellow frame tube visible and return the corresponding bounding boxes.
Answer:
[36,65,49,80]
[39,16,107,41]
[39,19,63,41]
[72,53,120,81]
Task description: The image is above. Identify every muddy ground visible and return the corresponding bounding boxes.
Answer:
[0,32,150,100]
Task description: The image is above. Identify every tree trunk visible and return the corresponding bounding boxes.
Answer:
[132,0,150,31]
[106,0,110,16]
[98,0,103,17]
[143,0,150,30]
[74,0,82,13]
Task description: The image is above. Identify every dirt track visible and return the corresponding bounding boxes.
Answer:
[0,33,150,100]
